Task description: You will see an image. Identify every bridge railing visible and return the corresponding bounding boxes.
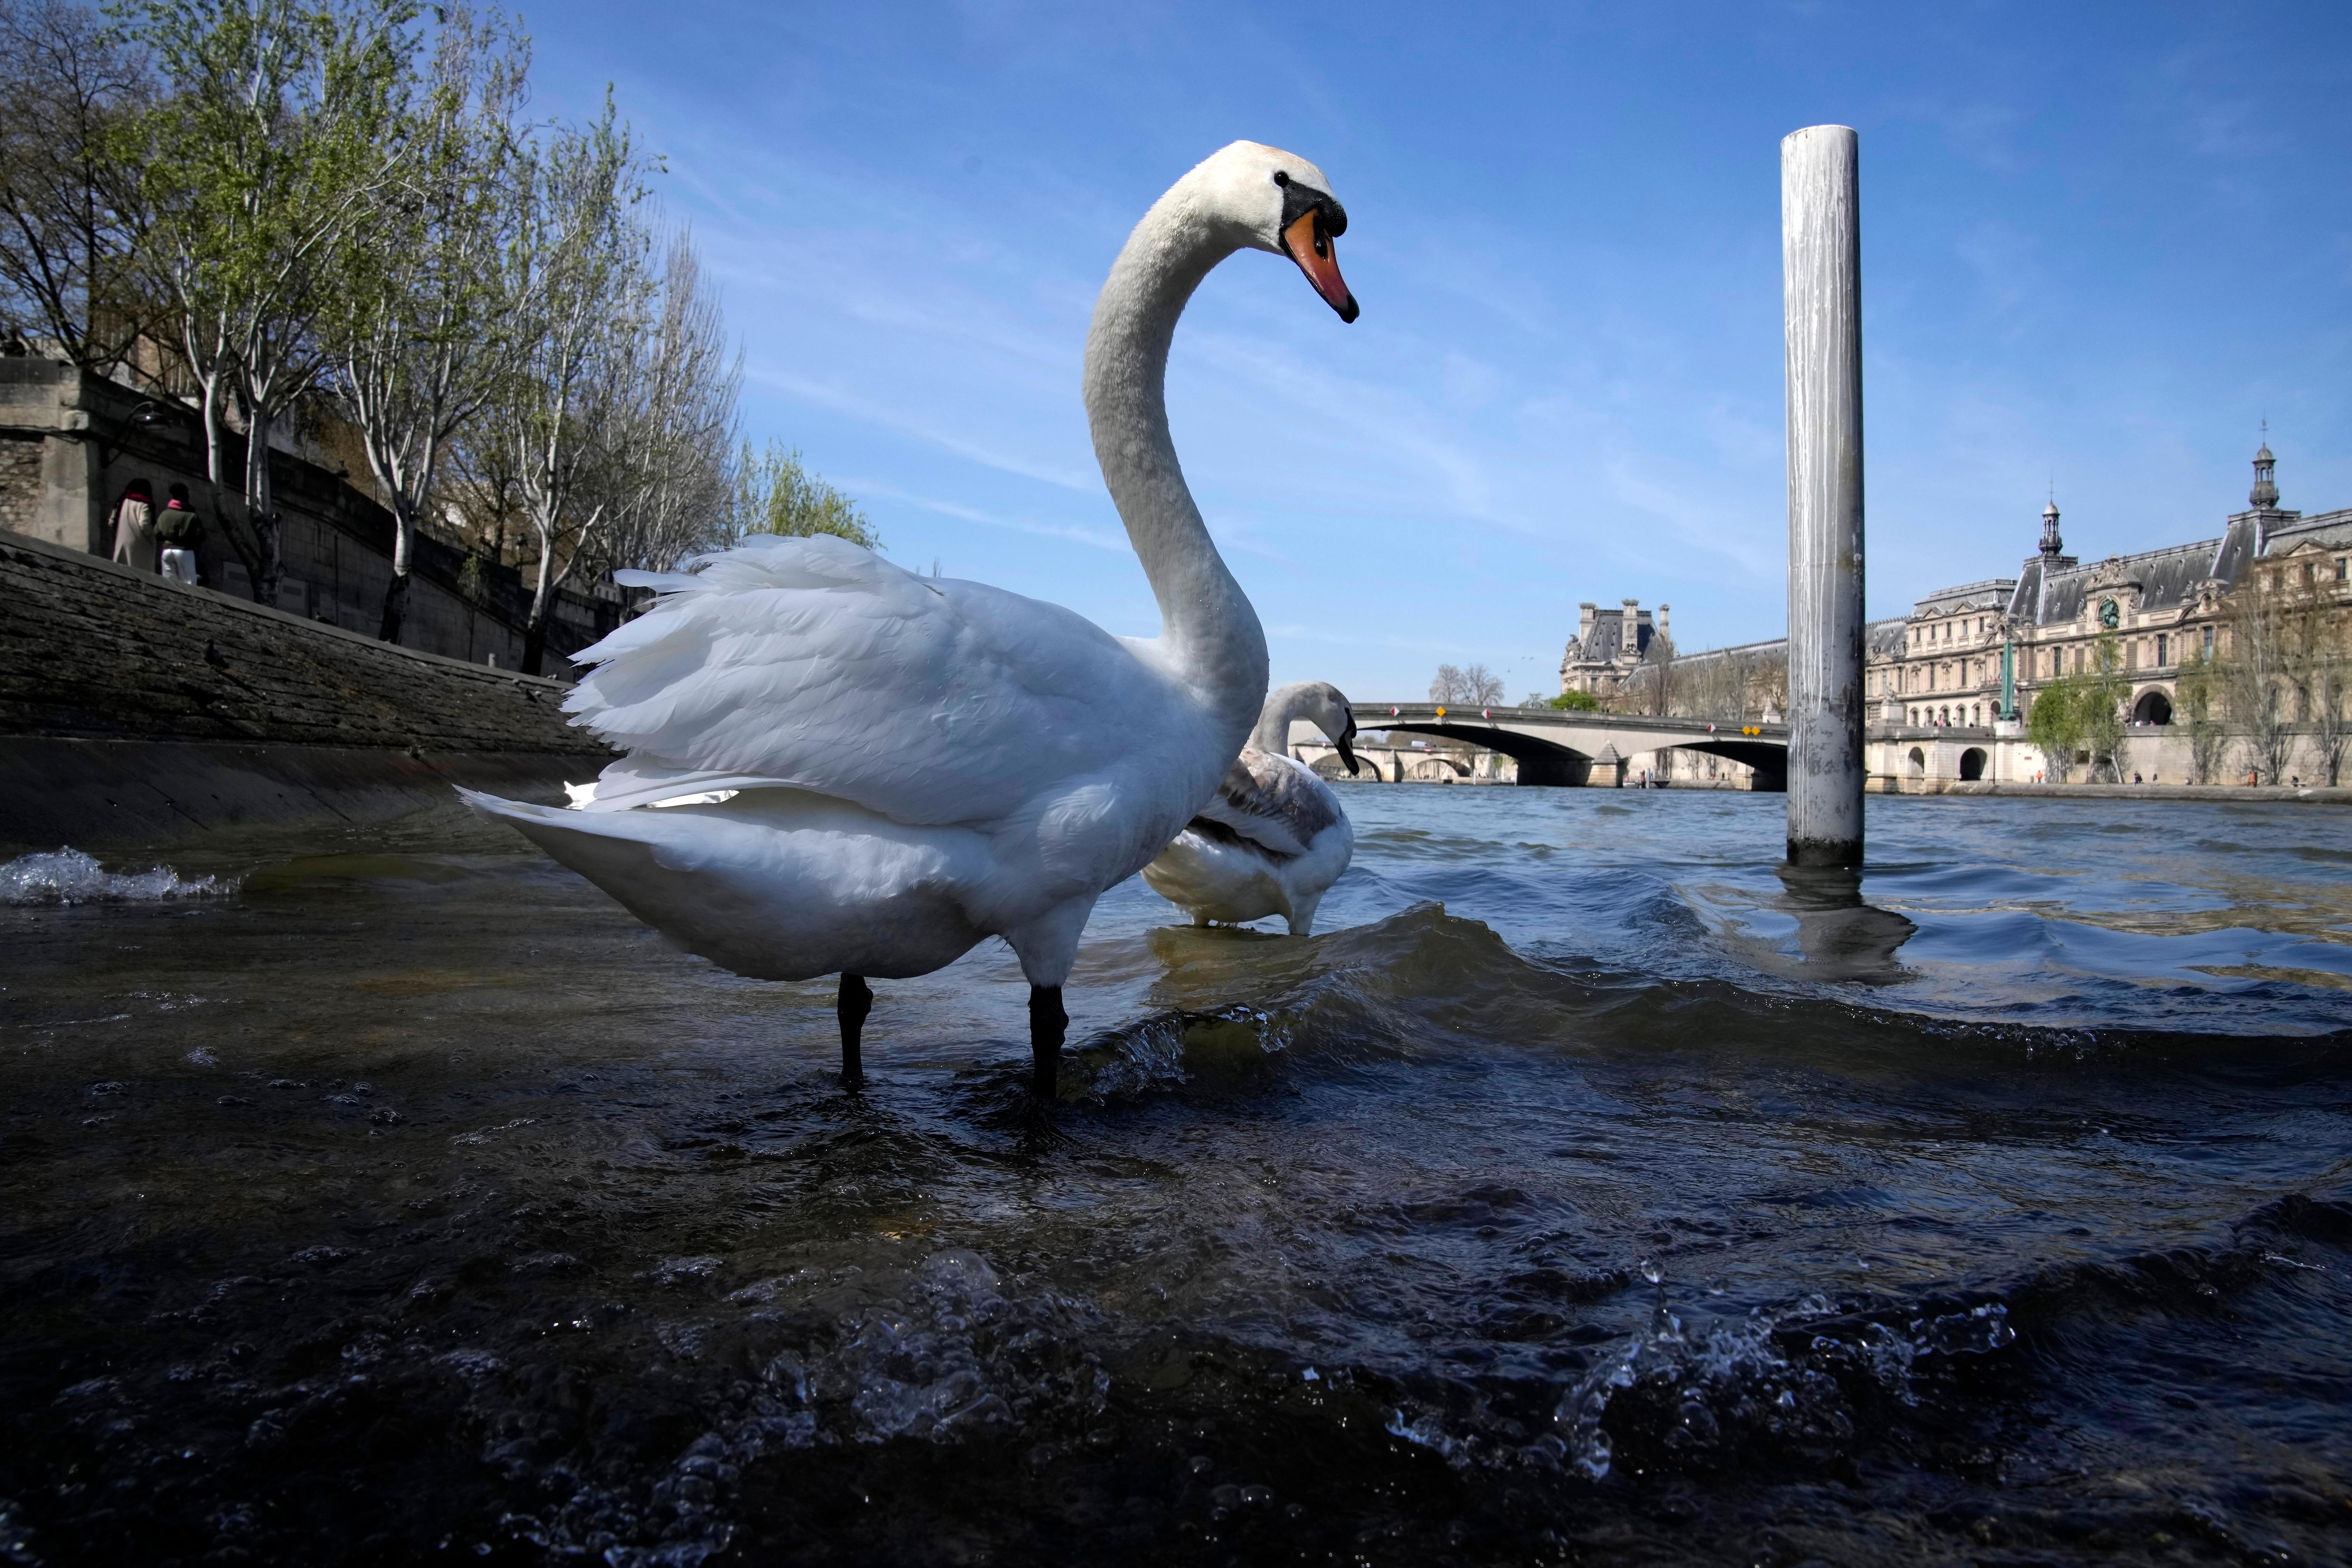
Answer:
[1361,703,1788,740]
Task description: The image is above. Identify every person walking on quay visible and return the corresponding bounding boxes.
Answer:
[156,483,205,585]
[109,478,156,572]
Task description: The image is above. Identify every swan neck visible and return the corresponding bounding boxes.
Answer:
[1082,186,1268,728]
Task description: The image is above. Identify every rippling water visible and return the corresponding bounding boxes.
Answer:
[3,786,2349,1565]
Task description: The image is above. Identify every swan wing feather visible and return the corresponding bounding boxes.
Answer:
[1191,748,1343,859]
[566,534,1169,826]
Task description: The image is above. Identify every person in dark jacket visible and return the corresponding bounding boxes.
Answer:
[156,483,206,585]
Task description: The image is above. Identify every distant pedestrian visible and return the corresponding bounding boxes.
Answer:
[156,483,206,585]
[2132,771,2142,784]
[109,479,156,573]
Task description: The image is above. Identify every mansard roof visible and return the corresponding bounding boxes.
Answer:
[1570,609,1649,665]
[2266,507,2352,555]
[1910,578,2016,618]
[1864,616,1910,658]
[2007,535,2228,626]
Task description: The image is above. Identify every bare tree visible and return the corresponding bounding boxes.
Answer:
[2221,575,2295,784]
[0,0,161,378]
[1753,650,1789,721]
[1427,662,1501,706]
[321,7,526,644]
[2284,573,2348,786]
[1626,634,1677,716]
[592,227,740,577]
[2175,650,2228,785]
[477,96,653,673]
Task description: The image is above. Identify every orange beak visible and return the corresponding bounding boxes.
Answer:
[1281,208,1358,323]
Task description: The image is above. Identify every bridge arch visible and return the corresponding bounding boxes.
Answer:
[1359,717,1787,790]
[1367,721,1594,786]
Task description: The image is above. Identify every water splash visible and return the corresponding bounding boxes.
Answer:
[1551,1283,2017,1480]
[1,848,236,906]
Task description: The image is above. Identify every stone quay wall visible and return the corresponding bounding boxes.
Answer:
[0,358,620,676]
[1,528,613,849]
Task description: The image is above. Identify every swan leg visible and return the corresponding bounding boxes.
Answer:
[838,973,872,1088]
[1028,986,1067,1099]
[1284,893,1319,937]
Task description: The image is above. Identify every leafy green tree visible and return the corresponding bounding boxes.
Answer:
[135,0,419,604]
[2025,677,2082,782]
[320,5,525,644]
[1547,689,1599,711]
[2078,631,2127,781]
[726,439,876,549]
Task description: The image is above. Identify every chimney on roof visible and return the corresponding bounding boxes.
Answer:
[1578,601,1597,642]
[1656,604,1671,648]
[1622,598,1641,657]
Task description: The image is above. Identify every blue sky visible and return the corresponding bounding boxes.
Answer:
[527,2,2352,702]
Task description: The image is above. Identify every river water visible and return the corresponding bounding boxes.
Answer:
[3,785,2349,1565]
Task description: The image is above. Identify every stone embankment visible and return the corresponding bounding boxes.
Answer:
[2,529,612,848]
[1940,781,2352,804]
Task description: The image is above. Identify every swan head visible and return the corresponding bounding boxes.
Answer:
[1271,679,1360,773]
[1197,141,1358,323]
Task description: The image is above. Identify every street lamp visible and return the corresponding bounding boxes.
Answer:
[92,398,173,470]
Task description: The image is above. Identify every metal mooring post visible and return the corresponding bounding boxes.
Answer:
[1781,125,1866,867]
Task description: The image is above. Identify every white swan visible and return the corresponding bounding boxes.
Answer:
[458,141,1359,1096]
[1141,681,1360,935]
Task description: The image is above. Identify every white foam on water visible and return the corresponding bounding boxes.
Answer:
[0,849,237,907]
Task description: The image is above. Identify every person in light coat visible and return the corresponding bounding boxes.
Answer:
[109,479,157,573]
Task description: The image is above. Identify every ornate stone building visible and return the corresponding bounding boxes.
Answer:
[1558,598,1668,701]
[1864,442,2352,787]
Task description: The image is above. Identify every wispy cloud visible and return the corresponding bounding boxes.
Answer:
[841,475,1127,551]
[748,368,1098,493]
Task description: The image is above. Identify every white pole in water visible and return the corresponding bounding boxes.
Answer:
[1781,125,1866,867]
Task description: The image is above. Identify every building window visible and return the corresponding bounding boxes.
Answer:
[2156,633,2167,666]
[2203,626,2215,657]
[2337,557,2347,582]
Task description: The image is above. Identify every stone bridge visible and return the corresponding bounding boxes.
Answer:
[1305,703,1790,788]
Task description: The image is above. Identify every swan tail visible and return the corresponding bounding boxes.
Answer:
[453,788,985,984]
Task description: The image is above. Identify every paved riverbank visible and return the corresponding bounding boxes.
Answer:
[2,528,610,848]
